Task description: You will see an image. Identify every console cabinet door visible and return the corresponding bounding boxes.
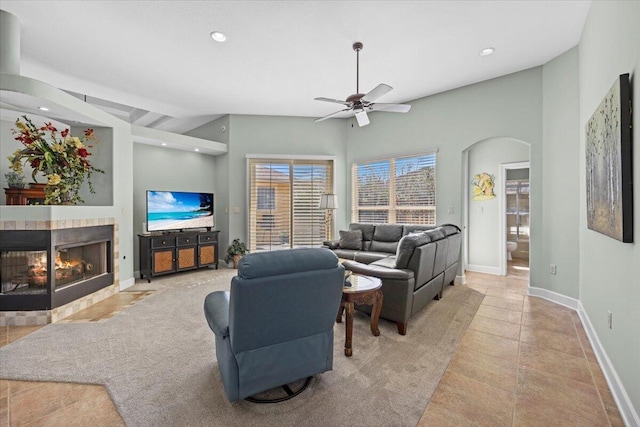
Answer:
[152,249,175,274]
[177,246,197,270]
[199,244,216,267]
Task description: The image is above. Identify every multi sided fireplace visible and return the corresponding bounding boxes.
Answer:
[0,226,114,311]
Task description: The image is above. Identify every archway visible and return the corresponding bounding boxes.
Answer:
[461,137,530,280]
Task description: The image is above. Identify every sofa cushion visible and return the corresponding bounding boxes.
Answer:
[439,224,461,237]
[402,224,433,236]
[339,229,363,250]
[333,248,358,260]
[370,256,397,269]
[343,260,414,280]
[424,229,445,242]
[370,240,399,253]
[348,223,375,242]
[370,224,403,253]
[395,232,432,269]
[372,224,404,242]
[354,251,391,264]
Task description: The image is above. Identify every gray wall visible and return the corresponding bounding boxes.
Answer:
[223,115,347,252]
[467,138,529,270]
[132,143,217,273]
[541,47,580,299]
[187,115,231,252]
[345,68,543,285]
[578,0,640,413]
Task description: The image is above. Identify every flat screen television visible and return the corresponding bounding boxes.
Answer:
[146,191,214,232]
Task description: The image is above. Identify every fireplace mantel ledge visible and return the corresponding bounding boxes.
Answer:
[0,206,116,224]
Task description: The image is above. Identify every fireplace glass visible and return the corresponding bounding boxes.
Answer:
[0,242,109,295]
[54,241,109,291]
[1,250,48,295]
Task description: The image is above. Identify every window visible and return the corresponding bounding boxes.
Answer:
[249,158,334,252]
[257,187,275,209]
[352,153,436,225]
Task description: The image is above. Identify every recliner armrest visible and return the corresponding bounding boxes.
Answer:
[343,260,414,280]
[204,291,230,337]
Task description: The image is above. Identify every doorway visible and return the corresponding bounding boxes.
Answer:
[499,162,530,276]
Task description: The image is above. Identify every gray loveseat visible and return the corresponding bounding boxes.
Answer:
[323,223,462,335]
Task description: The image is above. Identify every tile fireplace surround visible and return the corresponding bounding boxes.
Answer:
[0,217,119,326]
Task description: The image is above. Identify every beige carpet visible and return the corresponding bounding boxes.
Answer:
[0,268,483,426]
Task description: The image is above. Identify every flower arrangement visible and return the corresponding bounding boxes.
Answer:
[7,115,104,204]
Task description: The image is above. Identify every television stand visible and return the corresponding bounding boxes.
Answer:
[138,230,219,282]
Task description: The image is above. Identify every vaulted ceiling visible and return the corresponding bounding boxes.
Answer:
[1,1,591,133]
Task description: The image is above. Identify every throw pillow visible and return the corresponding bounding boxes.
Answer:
[339,229,363,250]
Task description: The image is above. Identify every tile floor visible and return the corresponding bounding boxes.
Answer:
[418,259,625,427]
[1,263,625,426]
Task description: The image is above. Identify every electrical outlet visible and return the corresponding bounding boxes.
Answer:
[607,311,613,329]
[550,264,557,275]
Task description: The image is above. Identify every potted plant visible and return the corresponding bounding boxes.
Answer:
[225,238,249,268]
[4,171,26,189]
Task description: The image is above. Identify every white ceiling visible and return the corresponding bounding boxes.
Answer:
[1,1,591,132]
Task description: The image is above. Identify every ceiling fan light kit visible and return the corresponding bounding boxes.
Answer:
[314,42,411,127]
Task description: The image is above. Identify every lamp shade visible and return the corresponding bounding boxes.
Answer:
[318,193,338,209]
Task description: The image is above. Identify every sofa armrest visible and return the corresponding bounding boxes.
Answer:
[343,260,414,280]
[204,291,230,338]
[323,240,341,250]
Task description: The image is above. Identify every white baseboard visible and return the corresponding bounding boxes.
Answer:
[118,277,135,291]
[467,264,501,275]
[528,287,638,426]
[455,274,467,285]
[577,302,639,427]
[527,286,579,310]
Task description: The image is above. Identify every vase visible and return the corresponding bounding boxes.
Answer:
[59,191,74,205]
[232,254,243,269]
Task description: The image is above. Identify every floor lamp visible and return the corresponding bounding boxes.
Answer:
[318,193,338,241]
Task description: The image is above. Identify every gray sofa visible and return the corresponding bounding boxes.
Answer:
[323,223,461,335]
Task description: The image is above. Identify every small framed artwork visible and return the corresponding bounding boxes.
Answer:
[585,73,633,243]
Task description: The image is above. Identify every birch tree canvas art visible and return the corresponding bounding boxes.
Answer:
[585,73,633,243]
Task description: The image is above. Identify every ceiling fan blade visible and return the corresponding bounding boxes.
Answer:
[361,83,393,103]
[314,97,351,106]
[314,108,352,122]
[369,103,411,113]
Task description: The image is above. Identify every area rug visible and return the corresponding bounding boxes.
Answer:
[0,268,483,426]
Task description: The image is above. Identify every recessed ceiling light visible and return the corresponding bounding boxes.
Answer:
[210,31,226,42]
[37,106,49,111]
[480,47,495,57]
[161,142,167,146]
[194,148,200,152]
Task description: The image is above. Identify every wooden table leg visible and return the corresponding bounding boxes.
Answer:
[336,303,344,323]
[344,302,354,357]
[370,289,383,336]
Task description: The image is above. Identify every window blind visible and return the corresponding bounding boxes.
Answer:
[249,159,333,252]
[352,153,436,225]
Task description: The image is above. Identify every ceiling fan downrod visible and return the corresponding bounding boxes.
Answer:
[353,42,363,95]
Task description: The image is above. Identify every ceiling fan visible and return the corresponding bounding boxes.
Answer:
[314,42,411,127]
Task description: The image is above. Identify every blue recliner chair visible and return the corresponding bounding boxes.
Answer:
[204,248,344,402]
